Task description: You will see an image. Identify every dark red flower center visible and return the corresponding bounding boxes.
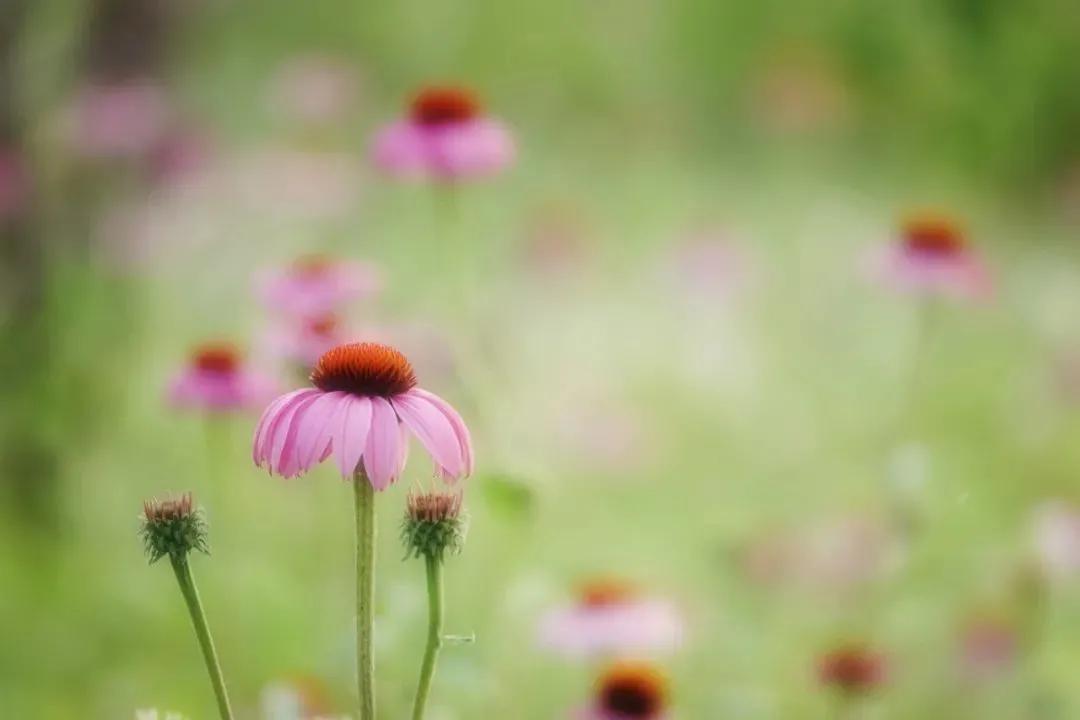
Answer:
[599,663,666,719]
[307,315,340,338]
[410,86,481,126]
[194,344,240,374]
[903,215,965,256]
[819,646,885,694]
[580,578,637,608]
[310,342,417,397]
[292,254,335,278]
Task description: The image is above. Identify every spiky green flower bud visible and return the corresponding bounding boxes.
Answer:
[401,492,468,561]
[140,493,209,563]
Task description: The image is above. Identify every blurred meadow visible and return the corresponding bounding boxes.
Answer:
[2,0,1080,718]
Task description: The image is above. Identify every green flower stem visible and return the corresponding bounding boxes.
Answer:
[411,553,445,720]
[354,471,376,720]
[168,555,234,720]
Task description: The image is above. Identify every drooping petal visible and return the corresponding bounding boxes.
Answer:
[363,397,403,490]
[254,389,319,467]
[292,391,349,472]
[273,392,323,477]
[334,395,372,478]
[408,388,473,478]
[392,391,464,478]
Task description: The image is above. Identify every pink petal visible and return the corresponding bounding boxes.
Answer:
[292,391,349,472]
[392,392,464,478]
[363,397,403,490]
[334,396,372,478]
[408,388,474,477]
[255,389,319,467]
[273,393,323,477]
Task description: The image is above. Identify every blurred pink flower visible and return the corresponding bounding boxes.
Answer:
[258,256,381,321]
[577,661,669,720]
[168,343,277,413]
[958,617,1018,681]
[665,228,749,301]
[817,644,888,695]
[864,213,992,301]
[372,86,515,181]
[146,126,214,187]
[265,314,351,370]
[538,579,683,658]
[0,148,28,220]
[737,514,895,593]
[253,342,473,489]
[1031,499,1080,582]
[269,55,359,126]
[69,81,170,159]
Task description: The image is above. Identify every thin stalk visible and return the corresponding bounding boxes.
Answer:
[354,471,376,720]
[169,555,234,720]
[411,554,444,720]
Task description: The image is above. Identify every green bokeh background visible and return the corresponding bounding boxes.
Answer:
[1,1,1079,717]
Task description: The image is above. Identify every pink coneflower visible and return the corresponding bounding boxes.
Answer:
[371,86,515,181]
[69,81,170,159]
[579,662,669,720]
[169,343,276,413]
[146,126,213,187]
[0,148,28,220]
[538,579,684,658]
[266,314,350,371]
[258,255,381,321]
[818,645,887,695]
[252,342,473,489]
[866,213,992,301]
[1031,499,1080,583]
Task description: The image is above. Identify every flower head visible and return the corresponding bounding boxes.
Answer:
[69,81,170,159]
[265,314,349,371]
[258,255,381,321]
[402,491,468,560]
[140,493,209,563]
[581,661,668,720]
[539,578,684,658]
[818,644,887,695]
[864,211,991,301]
[372,85,515,181]
[168,343,277,413]
[253,342,473,489]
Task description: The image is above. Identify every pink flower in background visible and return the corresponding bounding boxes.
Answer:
[1031,500,1080,582]
[270,56,359,126]
[372,86,515,181]
[818,644,888,695]
[168,343,277,413]
[69,82,170,159]
[258,256,381,321]
[865,213,992,301]
[538,579,683,658]
[958,617,1018,681]
[667,229,748,300]
[253,342,473,489]
[146,126,213,187]
[265,314,350,370]
[736,514,895,594]
[578,661,669,720]
[0,148,28,220]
